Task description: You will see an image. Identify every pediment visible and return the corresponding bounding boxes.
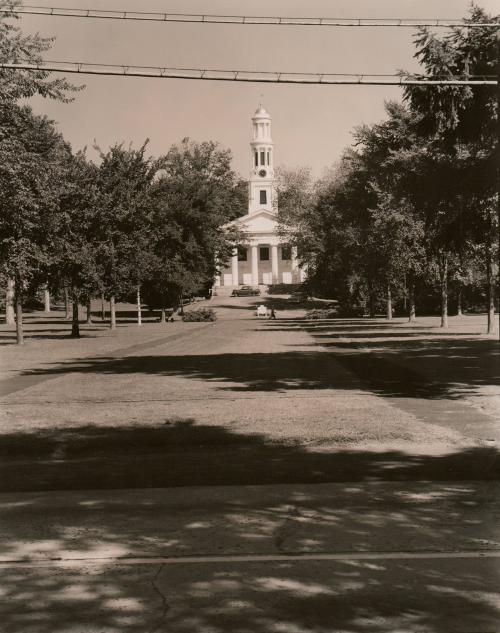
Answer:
[228,210,278,234]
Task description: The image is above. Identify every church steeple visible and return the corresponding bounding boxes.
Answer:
[248,103,274,214]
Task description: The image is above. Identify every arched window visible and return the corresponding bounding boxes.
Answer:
[254,152,258,167]
[260,151,265,165]
[267,151,270,165]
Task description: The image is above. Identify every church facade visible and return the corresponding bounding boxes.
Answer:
[215,105,304,288]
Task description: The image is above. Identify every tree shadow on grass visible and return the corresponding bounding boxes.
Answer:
[16,350,440,396]
[0,329,112,345]
[0,420,499,632]
[17,338,499,400]
[1,420,498,493]
[263,318,500,394]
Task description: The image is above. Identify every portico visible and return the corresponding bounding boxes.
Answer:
[217,103,305,289]
[227,241,301,287]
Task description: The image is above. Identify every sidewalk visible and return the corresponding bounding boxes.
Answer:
[1,481,499,632]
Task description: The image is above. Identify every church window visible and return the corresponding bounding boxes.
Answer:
[260,151,265,165]
[254,152,258,167]
[281,246,291,261]
[260,190,267,204]
[260,247,269,261]
[237,246,247,261]
[267,151,270,165]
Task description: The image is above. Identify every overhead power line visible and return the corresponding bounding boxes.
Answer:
[2,5,499,28]
[1,62,496,85]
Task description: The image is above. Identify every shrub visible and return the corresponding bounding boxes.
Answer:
[267,283,302,295]
[305,307,339,320]
[306,302,367,319]
[182,307,217,322]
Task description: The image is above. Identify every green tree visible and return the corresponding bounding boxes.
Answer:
[49,151,101,337]
[0,104,69,343]
[275,166,318,272]
[403,5,498,331]
[0,0,79,104]
[1,0,79,330]
[351,104,427,320]
[145,138,244,315]
[277,105,426,320]
[94,142,164,329]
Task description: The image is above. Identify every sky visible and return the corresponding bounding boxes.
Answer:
[17,0,499,178]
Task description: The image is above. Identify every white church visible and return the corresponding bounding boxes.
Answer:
[215,104,305,289]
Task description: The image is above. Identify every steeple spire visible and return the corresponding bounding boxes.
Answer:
[248,103,274,214]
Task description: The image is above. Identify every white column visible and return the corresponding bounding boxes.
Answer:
[231,249,239,286]
[251,245,259,286]
[271,245,279,284]
[214,252,221,287]
[291,247,299,282]
[299,265,307,283]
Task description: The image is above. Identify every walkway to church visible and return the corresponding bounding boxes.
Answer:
[0,296,499,632]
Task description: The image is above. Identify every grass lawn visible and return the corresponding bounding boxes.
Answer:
[0,300,498,491]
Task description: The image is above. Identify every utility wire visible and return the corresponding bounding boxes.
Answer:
[1,61,496,85]
[2,5,499,28]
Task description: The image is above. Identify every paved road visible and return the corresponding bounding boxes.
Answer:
[0,297,499,632]
[1,481,499,633]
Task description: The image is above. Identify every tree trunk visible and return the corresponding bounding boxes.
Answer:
[439,252,449,328]
[5,278,15,324]
[408,270,416,323]
[486,248,496,334]
[110,295,116,330]
[179,290,184,316]
[15,284,23,345]
[368,278,375,318]
[43,285,51,313]
[71,298,80,338]
[457,284,463,317]
[64,286,71,320]
[86,298,92,324]
[403,274,407,311]
[160,306,166,324]
[369,297,375,319]
[386,283,392,320]
[137,286,142,326]
[101,293,105,321]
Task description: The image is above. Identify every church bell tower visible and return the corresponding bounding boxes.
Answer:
[248,103,274,215]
